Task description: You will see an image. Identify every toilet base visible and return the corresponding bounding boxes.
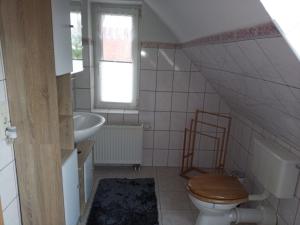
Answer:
[195,211,232,225]
[189,194,276,225]
[194,206,276,225]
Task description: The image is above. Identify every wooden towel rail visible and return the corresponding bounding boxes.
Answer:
[180,110,232,179]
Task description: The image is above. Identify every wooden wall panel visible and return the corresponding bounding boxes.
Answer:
[57,74,74,150]
[0,0,65,225]
[0,200,4,225]
[57,75,73,116]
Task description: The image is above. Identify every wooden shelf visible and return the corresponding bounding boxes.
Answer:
[56,74,74,151]
[0,0,66,223]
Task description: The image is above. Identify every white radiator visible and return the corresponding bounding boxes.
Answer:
[92,125,143,165]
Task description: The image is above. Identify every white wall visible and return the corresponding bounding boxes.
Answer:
[145,0,271,42]
[0,43,22,225]
[184,36,300,150]
[75,45,229,167]
[227,112,300,225]
[140,3,177,42]
[86,0,177,43]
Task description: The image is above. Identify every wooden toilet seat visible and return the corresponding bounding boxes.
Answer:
[187,174,249,204]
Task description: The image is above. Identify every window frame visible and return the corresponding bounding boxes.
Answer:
[70,2,84,73]
[91,3,140,110]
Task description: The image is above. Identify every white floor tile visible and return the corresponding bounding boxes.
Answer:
[158,176,187,192]
[157,167,181,178]
[86,167,197,225]
[160,191,192,211]
[162,210,196,225]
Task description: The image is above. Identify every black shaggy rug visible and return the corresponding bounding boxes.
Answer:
[86,178,159,225]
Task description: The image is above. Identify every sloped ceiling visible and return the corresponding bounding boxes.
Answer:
[185,37,300,148]
[140,3,178,42]
[145,0,271,42]
[144,0,300,148]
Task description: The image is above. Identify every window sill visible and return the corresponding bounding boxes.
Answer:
[91,108,139,114]
[71,69,84,75]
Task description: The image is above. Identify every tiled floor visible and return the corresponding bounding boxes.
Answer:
[79,166,198,225]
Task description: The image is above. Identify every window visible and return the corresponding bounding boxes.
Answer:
[92,4,139,110]
[70,3,83,73]
[260,0,300,61]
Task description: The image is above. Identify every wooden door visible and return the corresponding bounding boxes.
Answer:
[0,0,66,225]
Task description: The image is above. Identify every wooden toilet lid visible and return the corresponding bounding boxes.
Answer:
[187,174,248,204]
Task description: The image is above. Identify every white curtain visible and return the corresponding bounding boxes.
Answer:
[92,4,139,109]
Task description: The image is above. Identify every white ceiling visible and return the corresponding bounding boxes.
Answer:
[145,0,271,42]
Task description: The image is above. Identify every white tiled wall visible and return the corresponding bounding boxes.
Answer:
[185,36,300,149]
[178,26,300,225]
[226,112,300,225]
[74,47,229,167]
[73,1,230,167]
[0,45,22,225]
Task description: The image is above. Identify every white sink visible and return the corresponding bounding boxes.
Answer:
[73,112,105,143]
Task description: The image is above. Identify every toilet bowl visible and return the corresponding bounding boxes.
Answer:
[187,174,249,225]
[187,137,300,225]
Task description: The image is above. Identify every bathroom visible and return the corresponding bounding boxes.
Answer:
[1,0,300,225]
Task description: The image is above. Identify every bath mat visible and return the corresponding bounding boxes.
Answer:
[86,178,159,225]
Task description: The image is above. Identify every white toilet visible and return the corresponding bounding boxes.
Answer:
[187,137,300,225]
